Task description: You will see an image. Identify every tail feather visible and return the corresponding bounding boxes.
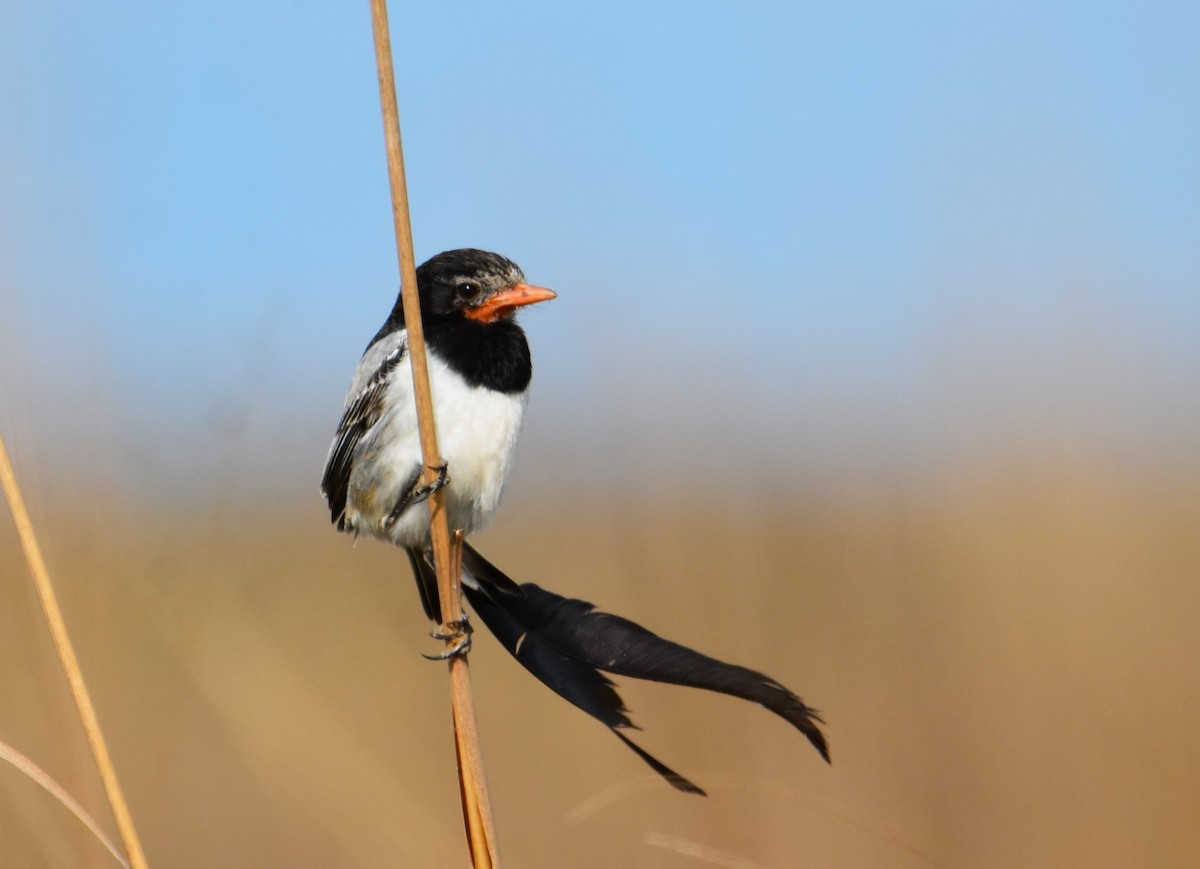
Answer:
[405,547,440,622]
[463,580,706,795]
[487,582,830,763]
[461,582,631,729]
[406,544,829,794]
[407,542,525,622]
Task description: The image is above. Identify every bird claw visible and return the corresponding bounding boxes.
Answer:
[382,462,450,529]
[422,617,473,660]
[412,462,450,501]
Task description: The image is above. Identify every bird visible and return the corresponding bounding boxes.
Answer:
[321,248,829,795]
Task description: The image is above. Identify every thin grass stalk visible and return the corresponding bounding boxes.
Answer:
[366,2,500,865]
[0,738,129,868]
[0,435,149,869]
[445,531,498,865]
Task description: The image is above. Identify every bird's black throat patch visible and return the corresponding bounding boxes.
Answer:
[425,316,533,394]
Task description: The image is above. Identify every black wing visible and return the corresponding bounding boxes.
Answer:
[321,341,407,529]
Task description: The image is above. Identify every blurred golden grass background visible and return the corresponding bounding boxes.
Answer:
[3,462,1198,867]
[6,4,1199,863]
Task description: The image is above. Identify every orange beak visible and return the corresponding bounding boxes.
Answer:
[464,283,557,324]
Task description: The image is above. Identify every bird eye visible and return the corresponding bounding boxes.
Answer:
[456,282,482,303]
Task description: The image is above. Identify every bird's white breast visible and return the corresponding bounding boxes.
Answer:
[426,352,527,533]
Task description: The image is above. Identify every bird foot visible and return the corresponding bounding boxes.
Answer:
[382,462,450,529]
[423,617,473,660]
[412,461,450,502]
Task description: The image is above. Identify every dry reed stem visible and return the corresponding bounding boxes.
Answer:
[366,1,500,865]
[445,531,497,866]
[0,435,149,869]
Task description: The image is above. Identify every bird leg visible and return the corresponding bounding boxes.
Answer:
[382,462,450,530]
[423,616,474,660]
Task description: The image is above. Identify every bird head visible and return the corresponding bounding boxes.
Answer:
[417,249,556,324]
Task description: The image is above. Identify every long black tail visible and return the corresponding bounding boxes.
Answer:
[407,543,829,795]
[405,543,523,621]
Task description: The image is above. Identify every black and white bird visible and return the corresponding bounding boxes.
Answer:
[322,248,829,795]
[321,249,551,616]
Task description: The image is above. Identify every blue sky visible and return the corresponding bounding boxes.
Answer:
[2,2,1198,496]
